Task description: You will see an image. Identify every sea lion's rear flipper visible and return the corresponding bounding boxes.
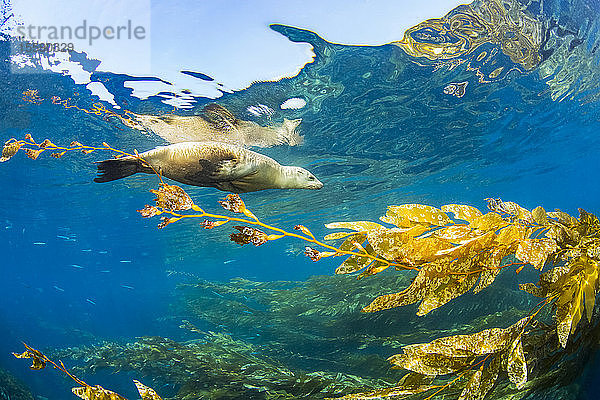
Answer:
[94,159,151,183]
[202,104,240,133]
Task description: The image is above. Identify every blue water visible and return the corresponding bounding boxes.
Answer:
[2,0,600,399]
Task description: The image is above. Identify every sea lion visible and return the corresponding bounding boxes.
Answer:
[134,104,303,148]
[94,142,323,193]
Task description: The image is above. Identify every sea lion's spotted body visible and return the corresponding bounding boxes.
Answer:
[94,142,323,193]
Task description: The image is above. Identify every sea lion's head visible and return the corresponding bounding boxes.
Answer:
[283,166,323,190]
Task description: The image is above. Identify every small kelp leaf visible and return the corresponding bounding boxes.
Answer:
[441,204,482,223]
[388,351,473,376]
[150,184,193,211]
[25,148,43,160]
[469,213,508,231]
[133,380,163,400]
[219,193,246,213]
[72,385,127,400]
[230,226,268,246]
[12,347,46,370]
[325,221,384,232]
[506,338,527,389]
[1,139,24,162]
[387,204,452,226]
[531,206,548,225]
[137,205,162,218]
[515,238,557,270]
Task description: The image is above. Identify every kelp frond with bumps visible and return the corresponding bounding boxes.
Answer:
[4,135,600,399]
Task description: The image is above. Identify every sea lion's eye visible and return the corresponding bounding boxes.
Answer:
[308,176,315,180]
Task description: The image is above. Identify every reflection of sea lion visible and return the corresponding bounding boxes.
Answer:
[135,104,303,148]
[94,142,323,193]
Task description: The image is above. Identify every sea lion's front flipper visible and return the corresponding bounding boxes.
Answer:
[202,104,240,133]
[198,157,257,181]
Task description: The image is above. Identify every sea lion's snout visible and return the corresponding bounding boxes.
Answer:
[308,175,324,190]
[303,170,323,190]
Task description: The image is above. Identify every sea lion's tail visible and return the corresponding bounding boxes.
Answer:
[94,158,146,183]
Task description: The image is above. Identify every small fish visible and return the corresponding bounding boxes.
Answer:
[120,260,132,263]
[81,249,92,252]
[53,285,65,292]
[98,251,108,254]
[100,270,111,273]
[120,284,135,290]
[211,290,224,298]
[71,264,84,269]
[86,298,96,305]
[56,235,69,240]
[223,259,236,264]
[33,242,46,245]
[242,310,253,315]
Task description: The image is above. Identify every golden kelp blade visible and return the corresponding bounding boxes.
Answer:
[506,338,527,389]
[515,238,557,270]
[1,140,24,162]
[388,350,473,376]
[386,204,452,226]
[325,221,384,232]
[71,385,127,400]
[555,257,600,347]
[403,316,530,358]
[133,380,163,400]
[12,349,46,370]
